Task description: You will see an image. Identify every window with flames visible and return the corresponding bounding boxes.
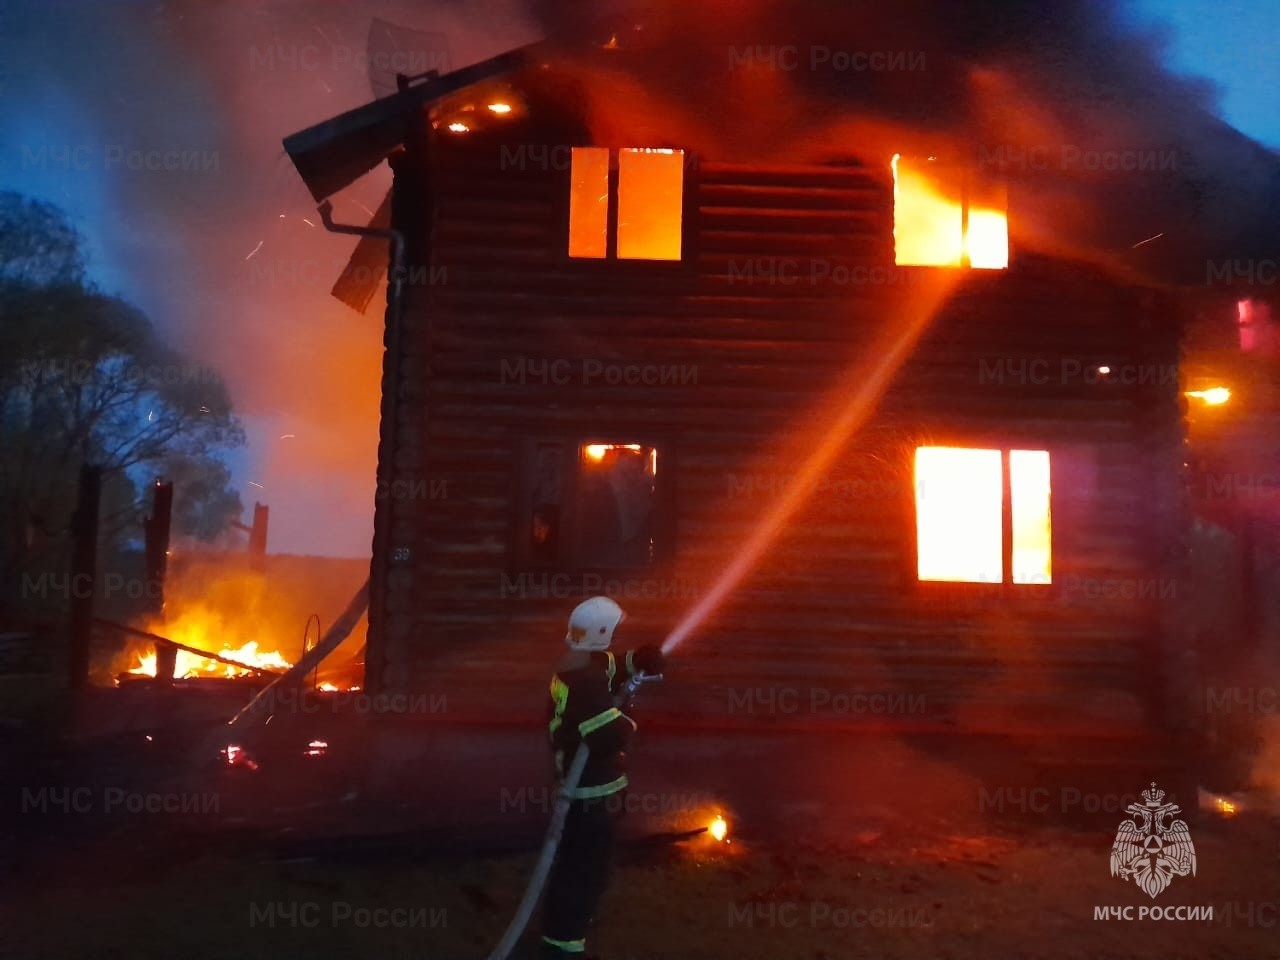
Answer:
[568,147,685,261]
[526,441,661,568]
[892,156,1008,269]
[914,446,1051,584]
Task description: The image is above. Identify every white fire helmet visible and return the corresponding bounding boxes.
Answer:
[565,596,626,651]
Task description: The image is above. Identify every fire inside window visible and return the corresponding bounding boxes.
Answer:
[529,442,659,567]
[568,147,684,261]
[577,443,658,565]
[914,446,1051,584]
[892,155,1008,269]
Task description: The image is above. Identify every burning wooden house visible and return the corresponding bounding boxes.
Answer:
[282,24,1279,751]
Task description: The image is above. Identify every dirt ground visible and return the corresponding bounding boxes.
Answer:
[4,684,1278,960]
[3,801,1277,960]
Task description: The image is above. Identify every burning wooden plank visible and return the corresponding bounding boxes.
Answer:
[95,618,286,678]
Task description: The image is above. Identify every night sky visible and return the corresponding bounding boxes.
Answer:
[0,0,1275,555]
[1127,0,1280,148]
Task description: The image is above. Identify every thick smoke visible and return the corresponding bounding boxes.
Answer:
[3,1,1271,554]
[1,0,538,556]
[526,0,1280,279]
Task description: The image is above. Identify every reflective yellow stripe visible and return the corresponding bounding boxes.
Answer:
[605,650,616,688]
[578,707,622,736]
[548,675,568,738]
[554,750,564,777]
[573,774,628,799]
[625,649,636,676]
[541,935,586,953]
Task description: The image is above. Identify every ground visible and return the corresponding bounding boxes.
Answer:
[4,799,1277,959]
[3,683,1277,960]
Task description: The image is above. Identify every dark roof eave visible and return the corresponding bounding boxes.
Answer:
[282,43,540,202]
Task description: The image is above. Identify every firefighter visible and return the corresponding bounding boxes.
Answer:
[538,595,665,959]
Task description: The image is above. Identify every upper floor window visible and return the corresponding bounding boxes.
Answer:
[892,155,1008,269]
[568,147,684,261]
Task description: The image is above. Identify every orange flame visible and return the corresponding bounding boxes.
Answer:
[129,637,292,679]
[892,155,1008,269]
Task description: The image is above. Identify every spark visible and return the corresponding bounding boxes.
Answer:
[302,218,315,228]
[355,201,375,218]
[248,481,264,490]
[146,409,155,422]
[280,434,296,440]
[244,240,264,260]
[1131,232,1164,249]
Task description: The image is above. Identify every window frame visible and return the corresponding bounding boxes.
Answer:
[906,441,1053,593]
[891,155,1010,270]
[511,434,676,574]
[561,144,698,272]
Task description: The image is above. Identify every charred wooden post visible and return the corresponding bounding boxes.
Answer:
[249,502,269,558]
[143,479,174,681]
[153,640,178,682]
[143,479,173,616]
[231,501,269,566]
[67,463,101,691]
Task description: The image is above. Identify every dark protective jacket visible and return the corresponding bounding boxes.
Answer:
[546,649,643,799]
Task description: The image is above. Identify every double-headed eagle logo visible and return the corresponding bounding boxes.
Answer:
[1109,782,1197,899]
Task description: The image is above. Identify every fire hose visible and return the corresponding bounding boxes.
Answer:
[484,670,663,960]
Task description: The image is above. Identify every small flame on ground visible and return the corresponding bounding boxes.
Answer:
[709,814,728,842]
[1216,797,1238,817]
[222,744,258,770]
[1186,386,1230,406]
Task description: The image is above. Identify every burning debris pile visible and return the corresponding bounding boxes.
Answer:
[108,553,366,690]
[127,637,291,681]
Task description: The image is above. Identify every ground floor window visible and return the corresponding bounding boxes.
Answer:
[913,446,1051,584]
[524,440,660,568]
